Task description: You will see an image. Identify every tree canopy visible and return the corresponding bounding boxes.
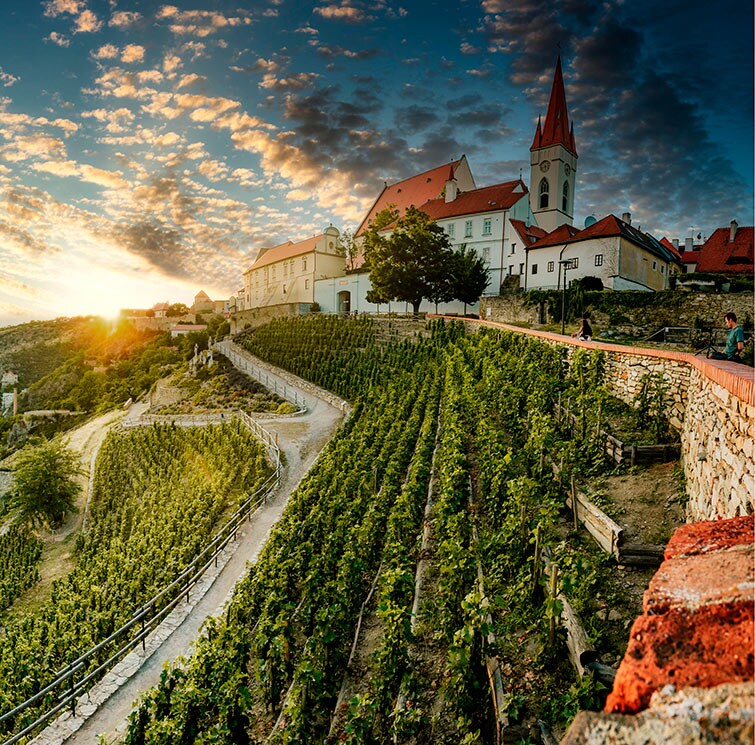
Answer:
[367,206,455,314]
[365,207,489,314]
[452,244,490,314]
[10,438,82,529]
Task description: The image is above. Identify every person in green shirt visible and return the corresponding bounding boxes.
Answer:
[709,312,745,361]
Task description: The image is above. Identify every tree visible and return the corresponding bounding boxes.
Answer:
[10,438,82,529]
[452,245,490,315]
[361,205,399,272]
[167,303,190,317]
[368,207,455,315]
[338,228,361,273]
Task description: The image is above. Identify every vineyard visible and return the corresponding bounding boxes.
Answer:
[0,421,272,742]
[0,526,42,614]
[124,316,664,743]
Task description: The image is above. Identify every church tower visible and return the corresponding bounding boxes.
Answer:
[529,57,578,233]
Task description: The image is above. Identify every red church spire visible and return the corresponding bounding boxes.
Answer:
[531,56,577,156]
[531,116,542,150]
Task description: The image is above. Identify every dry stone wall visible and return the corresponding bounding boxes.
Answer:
[457,317,754,522]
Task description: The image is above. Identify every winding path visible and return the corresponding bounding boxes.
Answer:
[32,347,345,745]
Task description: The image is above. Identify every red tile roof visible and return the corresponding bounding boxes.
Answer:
[528,214,680,265]
[413,180,529,221]
[355,158,464,236]
[245,234,325,273]
[531,56,577,156]
[510,218,548,246]
[660,237,683,260]
[694,226,754,274]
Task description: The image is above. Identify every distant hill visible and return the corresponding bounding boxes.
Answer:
[0,317,106,390]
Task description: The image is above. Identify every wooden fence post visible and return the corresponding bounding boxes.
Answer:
[548,565,559,648]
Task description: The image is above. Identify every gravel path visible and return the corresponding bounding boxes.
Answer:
[36,352,345,745]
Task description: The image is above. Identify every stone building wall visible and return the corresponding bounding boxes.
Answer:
[457,317,754,522]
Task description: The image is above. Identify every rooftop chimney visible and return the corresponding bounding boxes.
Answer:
[685,237,694,252]
[444,167,458,203]
[672,238,679,249]
[621,212,631,225]
[729,220,738,243]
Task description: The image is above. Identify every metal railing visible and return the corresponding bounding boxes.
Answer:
[0,414,280,745]
[213,341,308,411]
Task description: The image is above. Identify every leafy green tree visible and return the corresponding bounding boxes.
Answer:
[167,303,190,317]
[361,205,399,272]
[10,438,82,528]
[452,245,490,315]
[338,228,361,273]
[368,206,455,314]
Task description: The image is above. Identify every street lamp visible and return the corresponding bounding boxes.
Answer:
[557,244,572,335]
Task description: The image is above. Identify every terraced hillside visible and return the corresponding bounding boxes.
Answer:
[125,316,649,744]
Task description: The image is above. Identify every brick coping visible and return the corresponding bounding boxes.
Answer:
[430,315,755,407]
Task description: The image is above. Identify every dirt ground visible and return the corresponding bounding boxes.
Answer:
[588,461,686,545]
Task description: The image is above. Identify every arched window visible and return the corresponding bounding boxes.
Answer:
[539,178,549,208]
[562,181,569,211]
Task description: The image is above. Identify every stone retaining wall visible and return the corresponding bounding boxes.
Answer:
[450,317,754,521]
[480,291,753,338]
[230,303,310,335]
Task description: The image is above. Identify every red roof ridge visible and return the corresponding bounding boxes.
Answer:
[532,56,577,157]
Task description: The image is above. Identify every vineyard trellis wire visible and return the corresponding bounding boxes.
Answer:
[0,411,281,745]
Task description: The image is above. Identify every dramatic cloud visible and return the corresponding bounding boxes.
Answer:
[121,44,146,64]
[109,11,143,28]
[46,32,70,47]
[314,3,374,24]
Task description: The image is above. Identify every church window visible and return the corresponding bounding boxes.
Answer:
[548,261,554,272]
[509,264,514,275]
[562,181,569,211]
[482,218,492,235]
[652,260,657,270]
[519,263,524,274]
[531,264,538,275]
[539,178,549,208]
[595,254,603,267]
[447,223,455,239]
[482,246,490,262]
[661,265,665,274]
[464,220,473,238]
[302,258,308,271]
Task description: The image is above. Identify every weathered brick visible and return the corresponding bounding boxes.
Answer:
[605,602,754,714]
[644,544,753,614]
[664,515,754,558]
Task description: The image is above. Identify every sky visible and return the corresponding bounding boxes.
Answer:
[0,0,752,326]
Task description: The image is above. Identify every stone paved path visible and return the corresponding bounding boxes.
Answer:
[31,348,345,745]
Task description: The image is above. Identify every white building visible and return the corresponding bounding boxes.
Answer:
[244,227,344,309]
[524,214,682,292]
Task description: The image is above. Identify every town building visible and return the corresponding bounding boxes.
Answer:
[524,213,682,291]
[689,221,754,276]
[529,56,578,233]
[243,226,344,309]
[192,291,214,315]
[170,323,208,338]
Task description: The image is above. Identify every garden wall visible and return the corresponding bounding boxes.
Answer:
[230,303,310,334]
[480,291,753,337]
[450,317,755,522]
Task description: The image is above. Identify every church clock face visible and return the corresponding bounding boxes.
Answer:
[539,160,550,172]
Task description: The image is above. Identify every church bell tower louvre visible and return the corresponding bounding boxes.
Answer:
[529,56,578,233]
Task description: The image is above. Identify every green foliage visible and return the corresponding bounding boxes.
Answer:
[368,206,455,314]
[0,525,42,612]
[0,422,271,738]
[634,373,672,442]
[9,437,82,528]
[452,245,490,314]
